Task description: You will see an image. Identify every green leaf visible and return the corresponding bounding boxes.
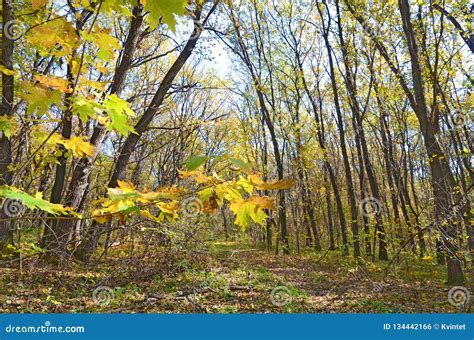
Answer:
[185,155,207,171]
[20,81,63,115]
[229,157,252,172]
[0,186,80,217]
[0,65,15,76]
[144,0,188,31]
[229,196,273,229]
[103,94,137,136]
[72,95,103,124]
[0,116,16,140]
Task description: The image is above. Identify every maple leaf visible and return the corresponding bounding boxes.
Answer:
[61,136,96,158]
[143,0,188,31]
[103,94,137,136]
[117,180,136,192]
[229,196,275,229]
[26,18,79,57]
[247,174,295,190]
[178,170,218,185]
[31,0,49,9]
[42,133,95,158]
[184,155,207,171]
[35,75,72,93]
[0,186,80,217]
[141,209,164,223]
[83,28,121,62]
[229,157,252,172]
[0,65,15,76]
[0,116,17,140]
[20,81,63,115]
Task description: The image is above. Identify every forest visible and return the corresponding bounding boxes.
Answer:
[0,0,472,314]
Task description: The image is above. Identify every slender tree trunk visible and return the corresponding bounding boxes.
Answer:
[0,0,15,256]
[379,110,404,247]
[319,1,359,257]
[324,171,336,251]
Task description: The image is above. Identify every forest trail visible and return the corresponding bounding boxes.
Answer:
[0,242,463,314]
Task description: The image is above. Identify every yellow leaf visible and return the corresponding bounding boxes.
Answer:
[96,62,110,74]
[31,0,49,9]
[178,170,219,185]
[229,195,275,229]
[157,201,179,217]
[247,196,276,209]
[61,136,95,158]
[0,65,15,76]
[141,209,163,223]
[117,180,136,193]
[35,75,72,93]
[79,78,107,91]
[20,81,63,115]
[26,18,79,57]
[92,210,111,224]
[42,133,95,158]
[247,174,295,190]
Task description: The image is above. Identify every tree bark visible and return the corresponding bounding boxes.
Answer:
[0,0,15,256]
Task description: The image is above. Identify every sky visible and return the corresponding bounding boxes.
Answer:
[175,11,233,80]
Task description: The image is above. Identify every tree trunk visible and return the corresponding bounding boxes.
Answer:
[319,2,359,258]
[0,0,15,256]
